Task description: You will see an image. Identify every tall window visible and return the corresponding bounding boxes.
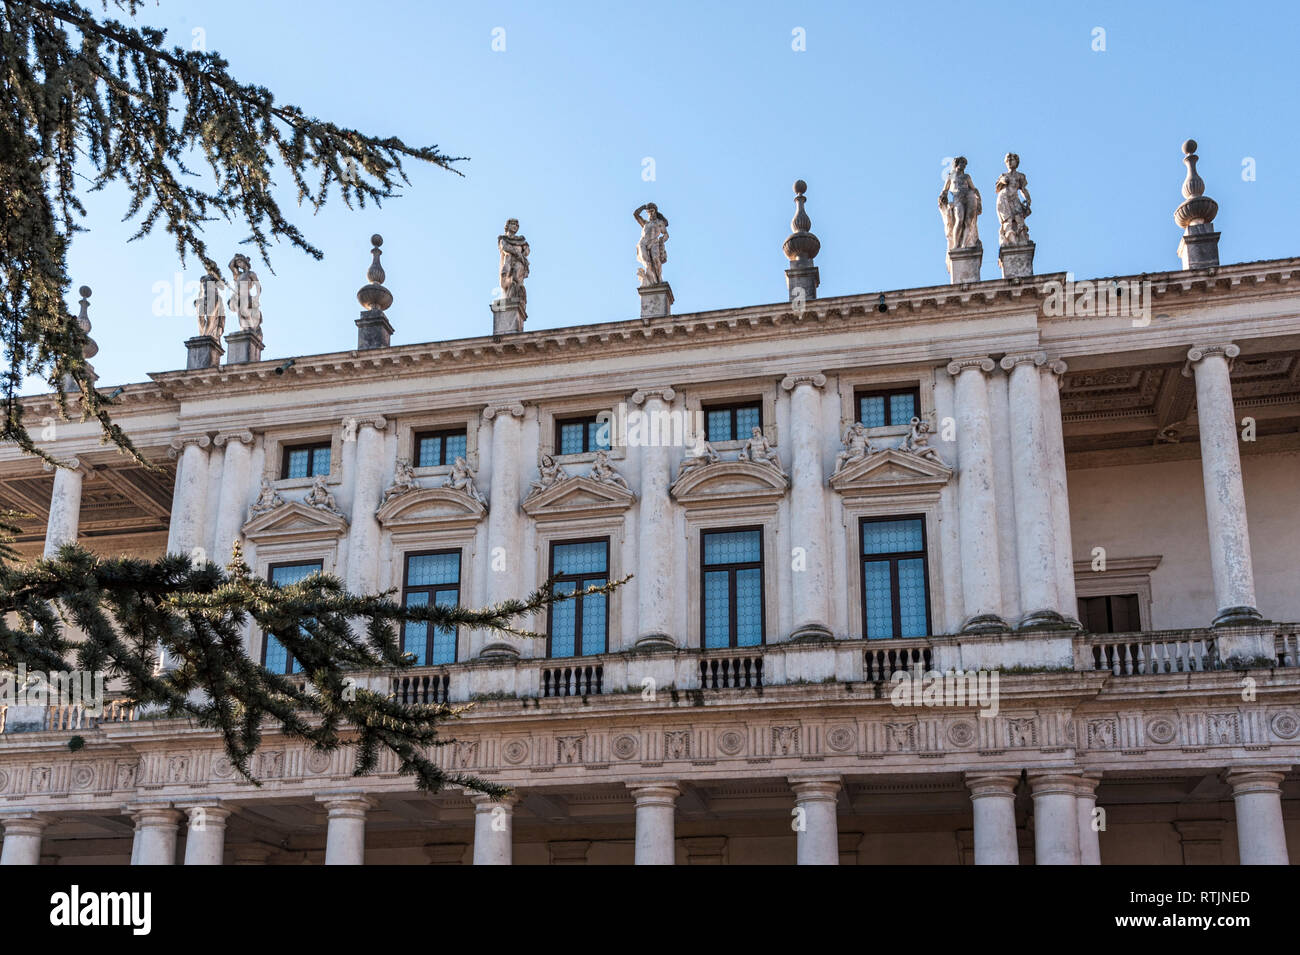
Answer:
[263,560,323,673]
[556,415,611,455]
[415,429,468,468]
[401,550,461,664]
[860,516,931,639]
[1077,594,1140,634]
[701,528,764,648]
[855,387,919,428]
[282,442,331,479]
[704,401,761,443]
[548,539,609,657]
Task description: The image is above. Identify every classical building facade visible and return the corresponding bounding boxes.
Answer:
[1,150,1298,865]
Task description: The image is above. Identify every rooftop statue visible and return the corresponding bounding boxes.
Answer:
[938,156,981,250]
[633,202,669,287]
[195,274,225,339]
[995,153,1032,247]
[227,253,263,333]
[498,218,530,314]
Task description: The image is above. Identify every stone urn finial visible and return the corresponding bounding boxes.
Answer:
[76,286,98,363]
[783,179,821,266]
[357,234,394,315]
[1175,139,1218,229]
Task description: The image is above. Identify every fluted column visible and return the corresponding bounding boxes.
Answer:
[167,434,212,557]
[317,793,376,865]
[631,388,676,648]
[182,804,231,865]
[781,373,832,640]
[480,402,525,658]
[628,781,679,865]
[790,774,840,865]
[1186,345,1262,626]
[1000,353,1067,629]
[42,458,87,558]
[0,813,48,865]
[1225,768,1289,864]
[947,358,1007,632]
[130,805,181,865]
[966,772,1020,865]
[1074,772,1102,865]
[345,415,389,595]
[1029,771,1081,865]
[210,430,254,565]
[1040,359,1078,623]
[471,793,518,865]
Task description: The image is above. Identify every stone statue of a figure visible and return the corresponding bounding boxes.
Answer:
[248,477,284,517]
[737,427,782,472]
[633,202,669,287]
[195,274,225,338]
[381,458,419,504]
[590,450,630,489]
[227,253,263,332]
[834,422,876,473]
[901,416,943,463]
[305,474,342,515]
[938,157,981,250]
[677,441,720,479]
[498,218,530,310]
[444,456,485,504]
[995,153,1032,247]
[531,452,567,493]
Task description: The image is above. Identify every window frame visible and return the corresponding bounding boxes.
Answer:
[554,415,610,456]
[413,428,469,469]
[699,525,767,649]
[399,548,463,665]
[859,514,932,640]
[280,441,332,481]
[546,536,611,658]
[262,558,325,674]
[1077,593,1142,634]
[853,386,921,429]
[702,400,763,444]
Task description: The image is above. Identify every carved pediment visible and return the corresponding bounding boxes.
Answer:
[830,448,953,496]
[376,486,487,529]
[242,500,348,543]
[522,475,635,520]
[670,459,788,507]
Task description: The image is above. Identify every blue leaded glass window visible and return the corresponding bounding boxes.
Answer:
[263,560,323,673]
[556,416,611,455]
[548,539,609,657]
[704,402,761,443]
[861,516,930,638]
[402,551,461,664]
[856,388,919,428]
[415,429,468,468]
[283,443,331,479]
[701,528,764,648]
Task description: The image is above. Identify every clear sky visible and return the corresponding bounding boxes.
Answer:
[53,0,1298,391]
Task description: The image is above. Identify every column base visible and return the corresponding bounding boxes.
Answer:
[788,623,834,644]
[1212,605,1266,628]
[638,283,673,320]
[946,243,983,284]
[960,613,1011,635]
[634,633,676,650]
[1016,609,1075,632]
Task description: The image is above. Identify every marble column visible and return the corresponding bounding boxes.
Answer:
[480,402,525,658]
[966,773,1020,865]
[0,813,48,865]
[318,794,376,865]
[471,793,518,865]
[1029,772,1081,865]
[947,358,1007,632]
[42,458,87,558]
[210,430,254,566]
[790,774,840,865]
[1225,768,1289,865]
[628,781,679,865]
[630,388,677,648]
[1186,345,1263,626]
[1040,359,1078,623]
[167,434,212,557]
[345,415,389,595]
[1074,773,1102,866]
[1000,353,1066,629]
[130,805,182,865]
[182,804,232,865]
[781,373,832,640]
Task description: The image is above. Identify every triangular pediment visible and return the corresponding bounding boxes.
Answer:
[522,475,635,520]
[830,448,953,495]
[242,500,349,542]
[376,486,487,529]
[670,459,788,507]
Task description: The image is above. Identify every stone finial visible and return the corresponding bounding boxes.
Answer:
[1175,139,1220,270]
[64,285,99,392]
[356,233,394,349]
[783,180,821,304]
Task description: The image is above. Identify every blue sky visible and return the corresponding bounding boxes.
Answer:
[55,0,1297,390]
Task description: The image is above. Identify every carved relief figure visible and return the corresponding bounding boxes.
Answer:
[531,452,568,493]
[676,441,720,479]
[834,421,876,473]
[938,156,981,250]
[633,202,669,287]
[227,253,263,332]
[195,273,225,338]
[444,456,485,504]
[995,152,1032,246]
[248,477,285,517]
[381,458,419,504]
[498,218,530,310]
[305,474,342,515]
[737,426,782,471]
[589,449,630,489]
[900,416,943,463]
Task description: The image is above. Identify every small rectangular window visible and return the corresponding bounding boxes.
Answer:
[415,429,468,468]
[548,539,609,657]
[704,401,762,443]
[855,388,919,428]
[282,442,331,480]
[402,550,461,665]
[701,528,764,648]
[860,516,931,639]
[1077,594,1140,634]
[555,415,610,455]
[263,560,324,674]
